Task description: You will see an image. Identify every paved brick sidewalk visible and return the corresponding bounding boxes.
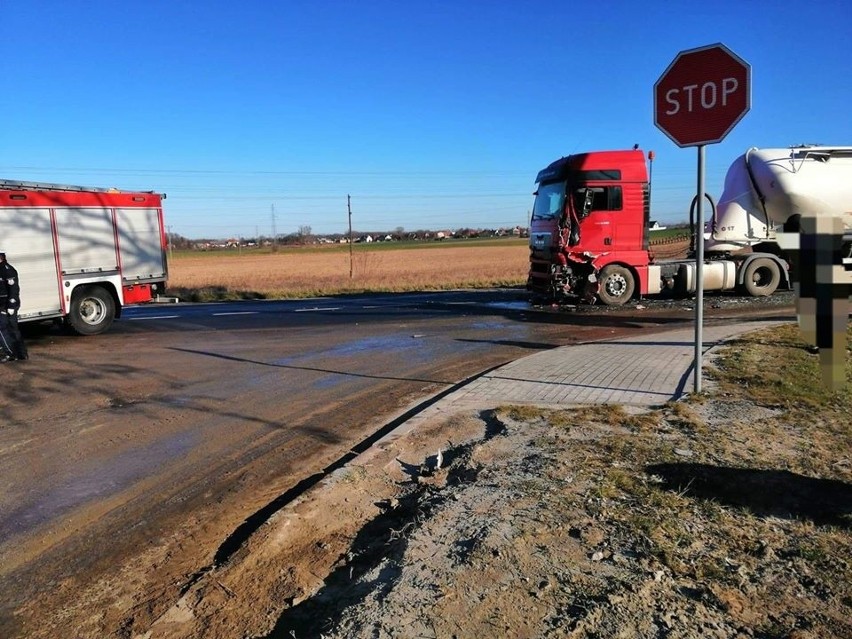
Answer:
[442,320,785,410]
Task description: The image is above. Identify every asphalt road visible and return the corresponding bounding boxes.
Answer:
[0,289,796,637]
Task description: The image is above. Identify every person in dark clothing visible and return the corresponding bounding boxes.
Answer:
[0,250,28,362]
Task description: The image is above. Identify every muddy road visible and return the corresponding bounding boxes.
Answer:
[0,289,795,637]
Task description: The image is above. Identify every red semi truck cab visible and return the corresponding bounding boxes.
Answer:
[527,148,794,305]
[527,149,656,304]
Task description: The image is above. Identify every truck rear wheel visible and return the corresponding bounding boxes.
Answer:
[598,265,635,306]
[742,258,781,297]
[67,286,116,335]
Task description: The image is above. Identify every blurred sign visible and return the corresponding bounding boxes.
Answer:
[777,217,852,391]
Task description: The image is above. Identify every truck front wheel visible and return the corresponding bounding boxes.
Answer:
[598,265,635,306]
[742,258,781,297]
[67,286,116,335]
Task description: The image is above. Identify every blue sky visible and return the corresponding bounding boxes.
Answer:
[3,0,850,239]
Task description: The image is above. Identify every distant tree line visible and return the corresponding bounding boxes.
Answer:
[177,225,530,250]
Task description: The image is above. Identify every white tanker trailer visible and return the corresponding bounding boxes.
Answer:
[707,145,852,257]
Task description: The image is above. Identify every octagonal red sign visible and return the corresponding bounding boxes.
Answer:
[654,43,751,147]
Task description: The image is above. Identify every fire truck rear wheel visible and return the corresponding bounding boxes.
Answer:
[68,286,116,336]
[598,265,635,306]
[742,258,781,297]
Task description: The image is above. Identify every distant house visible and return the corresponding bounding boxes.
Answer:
[649,221,668,231]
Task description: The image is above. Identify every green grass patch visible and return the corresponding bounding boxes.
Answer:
[648,227,691,242]
[707,323,852,411]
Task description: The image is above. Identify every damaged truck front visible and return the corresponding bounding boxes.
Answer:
[527,149,654,305]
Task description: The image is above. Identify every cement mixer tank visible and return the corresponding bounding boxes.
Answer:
[706,146,852,254]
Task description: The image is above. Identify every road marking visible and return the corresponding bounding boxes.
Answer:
[212,311,259,316]
[295,307,340,312]
[128,315,180,320]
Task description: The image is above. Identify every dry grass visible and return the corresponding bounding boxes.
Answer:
[166,242,529,301]
[485,325,852,637]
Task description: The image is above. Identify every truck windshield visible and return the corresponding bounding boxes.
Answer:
[531,181,565,220]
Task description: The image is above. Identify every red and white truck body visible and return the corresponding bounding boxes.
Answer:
[0,179,168,334]
[527,146,852,305]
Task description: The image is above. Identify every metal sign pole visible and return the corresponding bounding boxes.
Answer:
[654,44,750,395]
[694,144,706,393]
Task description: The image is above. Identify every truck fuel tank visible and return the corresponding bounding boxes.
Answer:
[676,260,738,294]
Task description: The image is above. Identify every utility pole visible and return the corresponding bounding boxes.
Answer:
[348,194,353,278]
[271,204,278,252]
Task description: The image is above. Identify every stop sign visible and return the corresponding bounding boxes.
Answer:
[655,43,751,147]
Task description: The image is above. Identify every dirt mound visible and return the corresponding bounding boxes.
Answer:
[258,401,850,639]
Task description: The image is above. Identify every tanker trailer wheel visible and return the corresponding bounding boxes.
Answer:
[598,265,635,306]
[742,258,781,297]
[67,286,116,335]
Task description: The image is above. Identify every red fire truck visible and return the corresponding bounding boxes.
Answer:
[527,148,793,305]
[0,179,168,334]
